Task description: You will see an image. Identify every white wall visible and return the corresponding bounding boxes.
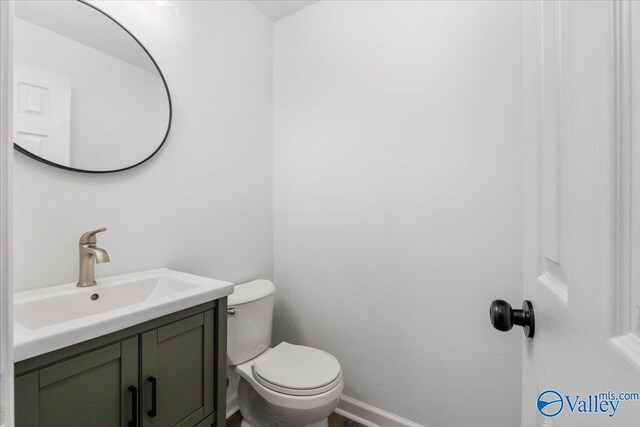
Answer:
[13,0,273,291]
[272,2,523,426]
[0,2,14,425]
[13,1,525,424]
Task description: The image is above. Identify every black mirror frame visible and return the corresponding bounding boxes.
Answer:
[13,0,172,174]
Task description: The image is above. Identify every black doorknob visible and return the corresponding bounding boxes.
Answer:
[489,300,535,338]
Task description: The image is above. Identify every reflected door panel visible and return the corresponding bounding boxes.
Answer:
[14,63,71,166]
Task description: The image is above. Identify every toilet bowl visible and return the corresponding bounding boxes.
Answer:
[234,342,343,427]
[227,280,343,427]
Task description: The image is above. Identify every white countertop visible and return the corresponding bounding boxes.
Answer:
[14,268,234,362]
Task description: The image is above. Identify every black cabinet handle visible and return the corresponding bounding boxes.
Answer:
[147,376,157,418]
[127,386,138,427]
[489,299,535,338]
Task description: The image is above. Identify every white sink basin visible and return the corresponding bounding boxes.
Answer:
[14,268,234,362]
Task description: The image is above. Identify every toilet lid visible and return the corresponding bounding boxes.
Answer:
[253,342,341,396]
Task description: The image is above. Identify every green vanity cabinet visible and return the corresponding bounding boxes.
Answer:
[14,298,228,427]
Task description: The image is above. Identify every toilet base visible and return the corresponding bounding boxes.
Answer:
[237,377,335,427]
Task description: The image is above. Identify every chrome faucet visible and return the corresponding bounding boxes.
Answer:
[77,227,110,287]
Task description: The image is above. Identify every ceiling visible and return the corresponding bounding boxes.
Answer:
[250,0,318,22]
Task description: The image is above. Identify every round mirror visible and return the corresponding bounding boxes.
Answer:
[13,0,171,173]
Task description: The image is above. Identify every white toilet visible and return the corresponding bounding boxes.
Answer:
[227,280,343,427]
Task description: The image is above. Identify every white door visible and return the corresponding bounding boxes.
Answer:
[13,62,70,166]
[520,1,640,426]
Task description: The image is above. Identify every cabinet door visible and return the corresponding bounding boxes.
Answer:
[141,311,214,427]
[15,337,139,427]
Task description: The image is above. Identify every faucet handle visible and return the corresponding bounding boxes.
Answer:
[79,227,107,244]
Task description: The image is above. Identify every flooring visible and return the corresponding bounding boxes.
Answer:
[225,410,366,427]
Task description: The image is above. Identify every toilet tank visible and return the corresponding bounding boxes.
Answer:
[227,280,276,366]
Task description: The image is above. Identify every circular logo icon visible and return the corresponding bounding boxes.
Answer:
[537,390,564,417]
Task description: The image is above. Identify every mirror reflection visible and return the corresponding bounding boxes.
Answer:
[13,0,171,172]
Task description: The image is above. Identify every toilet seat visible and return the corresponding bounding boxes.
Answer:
[252,342,342,396]
[232,343,344,411]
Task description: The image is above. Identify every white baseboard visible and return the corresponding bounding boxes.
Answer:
[226,391,239,419]
[226,392,424,427]
[336,395,425,427]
